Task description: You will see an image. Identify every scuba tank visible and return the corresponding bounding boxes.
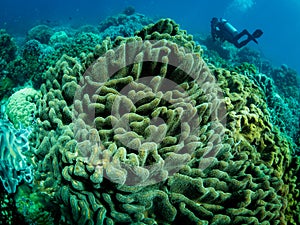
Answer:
[221,19,238,35]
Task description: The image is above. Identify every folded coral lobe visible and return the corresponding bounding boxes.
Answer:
[26,18,297,225]
[0,119,33,193]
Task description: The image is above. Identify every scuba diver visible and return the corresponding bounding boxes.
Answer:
[211,17,263,48]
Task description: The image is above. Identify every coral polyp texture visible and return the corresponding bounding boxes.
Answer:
[30,36,228,223]
[5,87,41,128]
[73,39,226,184]
[0,118,33,194]
[135,18,202,54]
[0,17,298,225]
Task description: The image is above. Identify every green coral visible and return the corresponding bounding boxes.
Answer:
[0,29,17,62]
[134,18,202,54]
[6,87,41,128]
[49,31,69,45]
[27,25,54,44]
[21,18,300,225]
[211,66,299,223]
[213,67,291,171]
[0,77,15,101]
[6,57,33,85]
[30,35,228,224]
[232,62,258,75]
[14,184,55,225]
[0,191,25,225]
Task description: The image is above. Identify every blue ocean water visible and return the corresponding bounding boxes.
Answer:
[1,0,300,75]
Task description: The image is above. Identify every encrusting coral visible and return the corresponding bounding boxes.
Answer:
[25,18,300,225]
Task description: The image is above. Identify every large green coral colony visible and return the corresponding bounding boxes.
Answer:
[0,16,299,225]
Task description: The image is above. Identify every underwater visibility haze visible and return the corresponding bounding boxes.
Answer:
[0,0,299,224]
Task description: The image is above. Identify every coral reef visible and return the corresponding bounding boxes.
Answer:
[0,11,151,99]
[0,29,18,99]
[235,47,262,67]
[26,18,299,225]
[0,190,25,225]
[135,18,202,55]
[212,66,291,173]
[27,25,54,44]
[5,87,41,128]
[245,71,299,151]
[3,40,49,88]
[73,32,102,53]
[22,40,43,62]
[49,31,69,46]
[0,77,14,100]
[5,57,32,85]
[98,11,153,40]
[197,30,300,153]
[0,13,298,225]
[14,184,55,225]
[283,155,300,224]
[30,37,226,224]
[0,29,17,63]
[270,64,300,100]
[76,25,100,35]
[0,118,33,194]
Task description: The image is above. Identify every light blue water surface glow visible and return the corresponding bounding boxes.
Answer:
[1,0,299,75]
